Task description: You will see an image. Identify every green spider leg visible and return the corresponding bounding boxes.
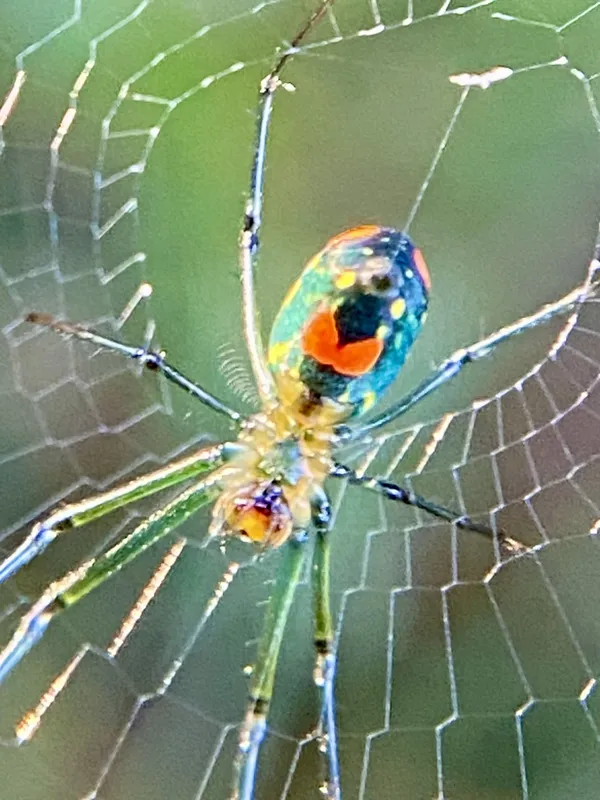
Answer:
[233,537,307,800]
[233,494,339,800]
[311,492,340,799]
[0,442,229,584]
[239,0,335,402]
[340,275,596,441]
[0,465,227,683]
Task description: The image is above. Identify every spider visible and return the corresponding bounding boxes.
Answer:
[0,1,595,798]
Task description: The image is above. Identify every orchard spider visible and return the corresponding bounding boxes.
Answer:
[0,1,594,797]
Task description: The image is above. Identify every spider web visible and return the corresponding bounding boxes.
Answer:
[1,0,600,798]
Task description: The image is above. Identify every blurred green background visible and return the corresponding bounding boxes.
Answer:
[1,1,600,798]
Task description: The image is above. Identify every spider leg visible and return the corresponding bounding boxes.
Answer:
[311,490,340,800]
[239,0,335,403]
[0,466,226,684]
[340,275,596,440]
[0,442,228,585]
[331,463,526,556]
[233,537,307,800]
[26,312,241,422]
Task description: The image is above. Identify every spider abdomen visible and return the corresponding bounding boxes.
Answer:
[268,225,430,416]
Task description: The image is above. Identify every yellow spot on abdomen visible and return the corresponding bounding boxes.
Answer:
[390,297,406,319]
[327,225,382,248]
[334,270,356,290]
[269,340,293,364]
[362,391,377,412]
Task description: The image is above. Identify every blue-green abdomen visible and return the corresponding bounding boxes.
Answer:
[268,225,430,416]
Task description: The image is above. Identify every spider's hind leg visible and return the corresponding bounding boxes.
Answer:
[342,272,597,441]
[26,312,241,421]
[238,0,336,403]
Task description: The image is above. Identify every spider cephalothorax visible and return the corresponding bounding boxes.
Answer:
[210,396,343,547]
[211,478,294,548]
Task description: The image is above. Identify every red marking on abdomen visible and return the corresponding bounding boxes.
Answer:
[413,248,431,291]
[302,308,383,377]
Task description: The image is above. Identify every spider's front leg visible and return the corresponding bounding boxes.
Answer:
[0,443,227,585]
[232,536,307,800]
[0,468,226,685]
[231,490,341,800]
[311,489,340,799]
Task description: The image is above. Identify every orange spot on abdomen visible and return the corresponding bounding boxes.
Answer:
[327,225,382,248]
[302,308,383,377]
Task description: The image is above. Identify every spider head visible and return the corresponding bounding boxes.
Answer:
[211,479,294,548]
